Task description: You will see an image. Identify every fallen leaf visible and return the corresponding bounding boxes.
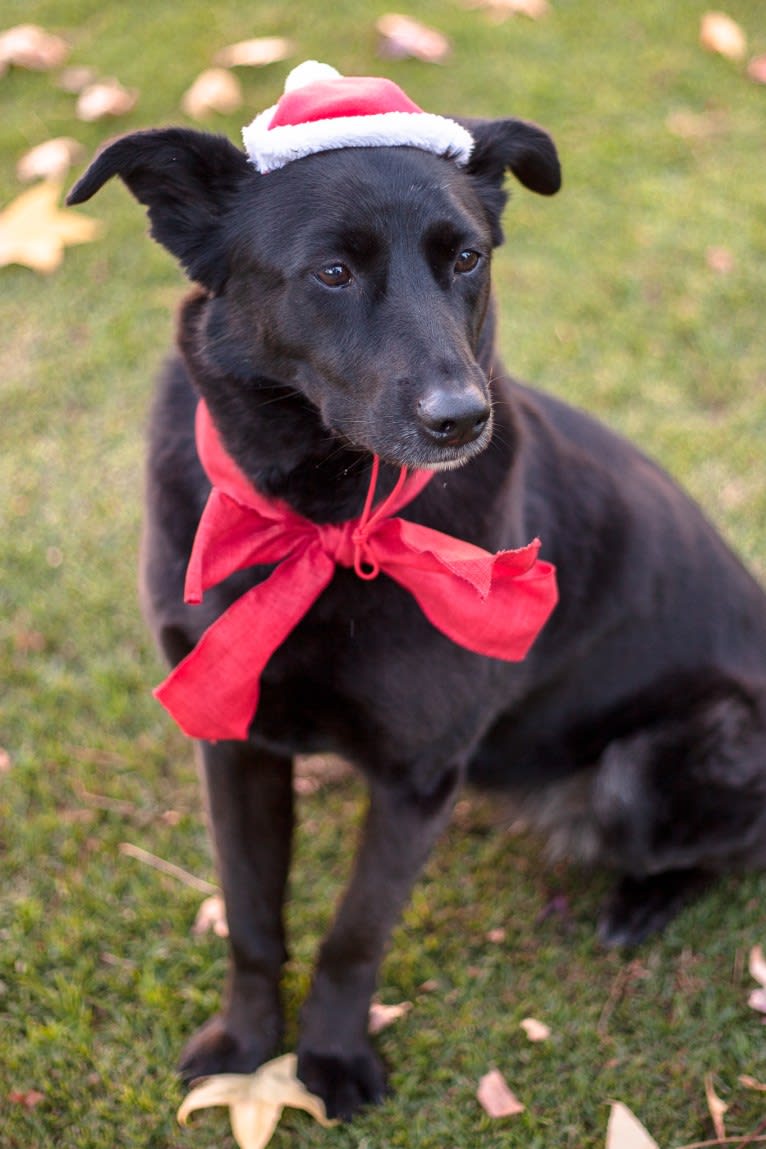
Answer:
[747,55,766,84]
[0,180,102,274]
[181,68,242,118]
[704,1073,728,1141]
[368,999,412,1035]
[705,245,735,274]
[56,65,98,93]
[192,893,229,937]
[605,1102,660,1149]
[477,1069,525,1118]
[520,1016,550,1042]
[700,11,747,61]
[376,13,451,63]
[748,987,766,1015]
[486,927,506,943]
[0,748,12,773]
[76,78,138,122]
[214,36,294,68]
[16,137,84,182]
[178,1053,337,1149]
[462,0,550,20]
[9,1089,45,1108]
[0,24,69,72]
[740,1074,766,1092]
[665,108,729,140]
[749,944,766,988]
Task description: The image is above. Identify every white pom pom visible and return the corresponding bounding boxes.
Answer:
[283,60,342,93]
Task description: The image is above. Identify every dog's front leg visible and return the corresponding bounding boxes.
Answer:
[297,764,460,1119]
[178,740,294,1082]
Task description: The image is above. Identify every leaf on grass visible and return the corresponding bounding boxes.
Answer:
[748,987,766,1016]
[56,65,98,93]
[605,1102,660,1149]
[368,999,412,1035]
[376,14,451,63]
[192,893,229,937]
[9,1089,45,1109]
[747,55,766,84]
[76,78,138,122]
[0,180,102,274]
[705,245,735,274]
[462,0,550,21]
[740,1074,766,1092]
[749,944,766,988]
[520,1017,551,1042]
[0,748,12,773]
[665,108,729,140]
[700,11,747,61]
[214,37,294,68]
[0,24,69,72]
[182,68,243,118]
[477,1069,525,1118]
[17,138,84,182]
[178,1053,337,1149]
[704,1073,728,1141]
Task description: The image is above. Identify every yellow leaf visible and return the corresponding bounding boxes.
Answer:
[605,1102,660,1149]
[0,180,102,274]
[177,1053,337,1149]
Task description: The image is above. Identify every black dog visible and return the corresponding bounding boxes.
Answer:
[68,79,766,1119]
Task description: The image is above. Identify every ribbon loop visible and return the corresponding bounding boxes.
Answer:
[154,401,558,741]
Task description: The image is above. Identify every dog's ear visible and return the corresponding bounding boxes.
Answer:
[67,128,252,291]
[456,117,561,244]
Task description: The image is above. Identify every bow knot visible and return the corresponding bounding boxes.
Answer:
[154,402,558,741]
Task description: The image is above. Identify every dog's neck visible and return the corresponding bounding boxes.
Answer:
[177,289,501,523]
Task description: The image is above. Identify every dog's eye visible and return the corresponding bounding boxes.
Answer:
[454,249,481,275]
[314,263,352,288]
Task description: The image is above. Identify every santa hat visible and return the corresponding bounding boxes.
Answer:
[242,60,474,174]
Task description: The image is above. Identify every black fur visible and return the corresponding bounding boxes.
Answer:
[68,114,766,1119]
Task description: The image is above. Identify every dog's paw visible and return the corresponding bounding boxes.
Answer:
[297,1045,389,1121]
[178,1013,279,1085]
[598,868,710,948]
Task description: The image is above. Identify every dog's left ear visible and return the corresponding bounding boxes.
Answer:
[457,117,561,243]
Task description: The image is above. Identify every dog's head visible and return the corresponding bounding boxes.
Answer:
[68,80,559,473]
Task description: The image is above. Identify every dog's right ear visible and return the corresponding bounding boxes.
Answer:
[67,128,252,291]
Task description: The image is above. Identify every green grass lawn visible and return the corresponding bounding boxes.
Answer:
[1,2,765,1146]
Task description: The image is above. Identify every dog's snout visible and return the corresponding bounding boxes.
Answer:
[417,386,490,447]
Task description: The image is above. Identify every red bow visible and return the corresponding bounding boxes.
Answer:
[154,402,558,740]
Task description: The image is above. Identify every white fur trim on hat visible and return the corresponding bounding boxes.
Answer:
[241,61,474,174]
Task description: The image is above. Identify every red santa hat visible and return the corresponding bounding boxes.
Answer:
[242,60,474,174]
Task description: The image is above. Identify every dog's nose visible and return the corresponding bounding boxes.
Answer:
[417,386,490,447]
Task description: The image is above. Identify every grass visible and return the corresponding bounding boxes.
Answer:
[1,1,765,1146]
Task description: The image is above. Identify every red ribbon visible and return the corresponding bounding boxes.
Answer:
[154,401,558,740]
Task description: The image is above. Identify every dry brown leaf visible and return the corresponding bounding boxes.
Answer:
[700,11,747,60]
[368,999,412,1035]
[214,37,294,68]
[192,893,229,937]
[740,1074,766,1092]
[749,944,766,988]
[0,24,69,72]
[705,245,735,275]
[605,1102,660,1149]
[182,68,243,118]
[76,78,138,122]
[178,1053,337,1149]
[9,1088,45,1109]
[16,138,84,182]
[520,1016,551,1042]
[704,1073,728,1141]
[748,987,766,1015]
[477,1069,525,1118]
[462,0,550,20]
[376,14,451,63]
[0,180,102,274]
[56,65,98,93]
[748,54,766,84]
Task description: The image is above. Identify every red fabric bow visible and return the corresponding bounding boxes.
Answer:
[154,401,558,740]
